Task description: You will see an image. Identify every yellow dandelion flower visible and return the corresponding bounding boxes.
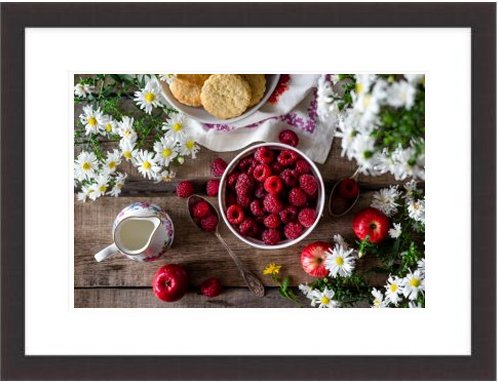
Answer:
[263,263,282,276]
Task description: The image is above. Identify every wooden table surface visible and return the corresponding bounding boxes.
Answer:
[74,81,408,308]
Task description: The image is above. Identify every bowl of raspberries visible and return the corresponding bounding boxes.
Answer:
[218,143,325,249]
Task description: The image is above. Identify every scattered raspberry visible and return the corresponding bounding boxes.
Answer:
[250,200,265,217]
[264,213,281,229]
[200,214,218,232]
[254,147,275,164]
[226,171,240,189]
[284,222,303,240]
[271,162,284,174]
[277,149,298,166]
[206,179,220,197]
[264,175,284,195]
[262,228,282,245]
[299,174,318,196]
[280,168,298,187]
[191,201,211,219]
[238,156,255,172]
[263,193,284,214]
[239,218,258,237]
[279,206,298,224]
[210,158,227,177]
[237,193,251,208]
[298,208,316,228]
[288,187,307,207]
[252,164,272,182]
[254,183,266,199]
[235,173,254,196]
[176,180,195,198]
[225,192,237,206]
[338,178,359,200]
[227,204,245,225]
[278,129,299,147]
[295,159,311,174]
[200,277,222,297]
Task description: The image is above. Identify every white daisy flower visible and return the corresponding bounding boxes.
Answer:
[102,149,121,175]
[119,139,136,162]
[117,116,137,144]
[88,174,110,200]
[371,186,401,217]
[407,198,425,224]
[404,179,418,195]
[417,258,425,278]
[153,136,178,166]
[402,269,425,301]
[74,83,95,98]
[134,149,161,180]
[389,223,402,239]
[133,79,163,114]
[102,115,118,135]
[324,244,356,278]
[384,275,404,306]
[298,283,314,299]
[178,136,200,159]
[108,172,127,197]
[386,80,416,110]
[79,105,105,135]
[74,151,98,181]
[310,288,340,308]
[77,184,93,202]
[371,288,386,308]
[162,114,193,141]
[153,169,176,183]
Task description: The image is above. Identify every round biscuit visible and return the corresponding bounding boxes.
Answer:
[241,74,266,106]
[176,74,211,86]
[170,78,202,107]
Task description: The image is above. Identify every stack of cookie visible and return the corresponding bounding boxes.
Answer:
[169,74,267,120]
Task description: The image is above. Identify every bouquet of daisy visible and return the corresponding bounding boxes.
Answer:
[74,74,199,201]
[317,74,425,181]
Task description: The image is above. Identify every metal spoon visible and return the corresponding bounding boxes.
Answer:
[187,194,265,297]
[328,168,361,217]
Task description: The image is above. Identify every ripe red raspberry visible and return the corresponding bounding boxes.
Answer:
[277,149,298,166]
[252,164,272,182]
[176,180,195,198]
[263,194,284,214]
[235,173,254,196]
[239,218,258,237]
[206,179,220,197]
[288,187,307,207]
[250,200,265,217]
[200,277,222,297]
[295,159,311,174]
[191,201,211,219]
[279,206,298,224]
[264,213,281,229]
[264,175,284,194]
[254,183,266,199]
[262,228,282,245]
[299,174,318,196]
[225,192,237,206]
[254,147,275,164]
[237,194,251,208]
[271,162,284,174]
[280,168,298,187]
[298,208,317,228]
[338,178,360,199]
[284,222,303,240]
[210,158,227,177]
[200,214,218,232]
[238,155,255,171]
[226,204,245,225]
[226,171,240,189]
[278,129,299,147]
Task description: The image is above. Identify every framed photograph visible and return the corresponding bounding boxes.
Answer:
[2,2,495,380]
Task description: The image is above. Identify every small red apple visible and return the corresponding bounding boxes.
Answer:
[300,241,331,278]
[352,207,390,244]
[152,264,189,302]
[338,178,360,200]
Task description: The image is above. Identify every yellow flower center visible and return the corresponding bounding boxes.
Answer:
[143,160,151,170]
[320,296,330,305]
[144,92,155,103]
[105,123,112,132]
[88,117,97,126]
[172,122,183,132]
[162,148,172,158]
[390,284,398,293]
[82,162,91,171]
[108,161,117,169]
[355,83,364,94]
[409,278,421,288]
[123,151,132,160]
[98,185,107,193]
[363,94,371,108]
[335,257,344,266]
[374,299,381,306]
[185,140,195,150]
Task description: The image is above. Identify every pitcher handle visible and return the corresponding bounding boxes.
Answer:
[95,243,119,262]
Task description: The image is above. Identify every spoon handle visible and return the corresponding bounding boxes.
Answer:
[215,231,265,297]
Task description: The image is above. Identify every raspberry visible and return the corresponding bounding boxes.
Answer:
[298,208,316,228]
[254,147,275,164]
[263,194,284,214]
[277,149,298,166]
[210,158,227,177]
[279,206,298,224]
[264,175,284,194]
[206,179,220,197]
[278,129,299,147]
[200,277,222,297]
[299,174,318,196]
[252,164,272,182]
[254,183,266,199]
[191,201,211,219]
[280,168,298,187]
[235,173,254,196]
[288,187,307,207]
[271,162,284,174]
[264,213,281,229]
[262,228,281,245]
[200,214,218,232]
[238,156,255,172]
[176,180,195,198]
[250,200,265,217]
[225,192,237,206]
[295,159,311,174]
[226,171,240,189]
[338,178,360,200]
[237,194,251,208]
[284,222,303,240]
[239,218,258,237]
[227,204,245,225]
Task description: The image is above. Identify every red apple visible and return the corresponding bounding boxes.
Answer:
[152,264,189,302]
[352,207,390,244]
[338,178,360,200]
[300,241,331,278]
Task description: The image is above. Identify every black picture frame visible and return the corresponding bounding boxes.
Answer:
[1,2,495,380]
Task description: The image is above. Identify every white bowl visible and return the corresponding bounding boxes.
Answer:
[160,74,281,125]
[218,143,325,250]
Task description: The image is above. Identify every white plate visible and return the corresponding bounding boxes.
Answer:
[160,74,281,125]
